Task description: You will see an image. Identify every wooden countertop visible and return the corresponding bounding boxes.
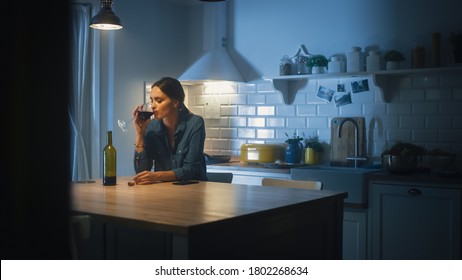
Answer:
[71,177,347,236]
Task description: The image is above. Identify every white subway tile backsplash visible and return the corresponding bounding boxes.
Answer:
[248,94,266,104]
[412,74,438,88]
[351,91,375,103]
[197,72,462,158]
[440,72,462,87]
[426,116,452,128]
[364,103,387,115]
[426,88,452,100]
[213,139,231,150]
[206,128,220,138]
[257,106,275,116]
[318,104,339,116]
[229,94,247,105]
[400,116,425,128]
[292,92,307,104]
[238,105,256,115]
[412,102,437,114]
[248,117,266,127]
[286,117,306,128]
[297,105,317,116]
[413,129,439,142]
[439,129,462,142]
[399,89,425,101]
[387,129,413,142]
[387,103,412,115]
[256,81,275,92]
[339,103,363,115]
[390,76,412,88]
[206,118,229,127]
[238,83,256,93]
[438,101,462,114]
[453,88,462,99]
[380,116,400,129]
[220,105,238,116]
[265,92,285,104]
[266,117,285,127]
[276,105,296,116]
[307,117,329,128]
[220,128,238,139]
[256,129,275,139]
[454,116,462,128]
[238,128,256,138]
[229,116,247,127]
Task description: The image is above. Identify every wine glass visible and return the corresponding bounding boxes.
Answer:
[118,103,153,132]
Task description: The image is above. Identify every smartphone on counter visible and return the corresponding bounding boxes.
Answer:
[172,180,199,185]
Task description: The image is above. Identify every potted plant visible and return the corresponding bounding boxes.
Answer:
[284,132,304,163]
[304,135,323,165]
[449,30,462,63]
[306,55,328,74]
[384,50,405,70]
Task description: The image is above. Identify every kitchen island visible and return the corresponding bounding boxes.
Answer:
[71,177,346,259]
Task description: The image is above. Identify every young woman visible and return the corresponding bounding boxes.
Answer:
[133,77,207,184]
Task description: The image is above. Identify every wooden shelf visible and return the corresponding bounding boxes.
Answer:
[268,66,462,104]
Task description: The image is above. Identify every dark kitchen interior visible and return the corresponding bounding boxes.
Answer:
[3,0,462,264]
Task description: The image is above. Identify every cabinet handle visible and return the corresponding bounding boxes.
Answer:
[407,188,421,196]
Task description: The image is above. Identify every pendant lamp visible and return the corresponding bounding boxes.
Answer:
[90,0,123,30]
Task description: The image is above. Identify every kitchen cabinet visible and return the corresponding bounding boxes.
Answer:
[369,182,461,259]
[343,209,367,260]
[269,66,462,104]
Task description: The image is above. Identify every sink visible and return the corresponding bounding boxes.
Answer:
[291,165,382,205]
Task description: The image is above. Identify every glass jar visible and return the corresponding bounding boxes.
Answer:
[347,47,362,72]
[328,56,342,73]
[366,51,381,72]
[279,55,293,75]
[294,55,309,75]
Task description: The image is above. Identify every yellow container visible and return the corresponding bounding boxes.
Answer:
[304,148,318,165]
[240,144,284,163]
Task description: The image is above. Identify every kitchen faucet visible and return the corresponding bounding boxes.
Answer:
[337,118,368,168]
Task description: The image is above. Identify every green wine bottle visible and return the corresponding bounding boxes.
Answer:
[103,130,117,186]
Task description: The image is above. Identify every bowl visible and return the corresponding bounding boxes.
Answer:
[382,154,419,173]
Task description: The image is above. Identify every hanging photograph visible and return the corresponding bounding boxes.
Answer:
[334,91,352,107]
[351,79,369,93]
[337,83,346,92]
[317,85,335,102]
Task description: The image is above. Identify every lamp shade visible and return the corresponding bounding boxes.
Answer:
[90,0,123,30]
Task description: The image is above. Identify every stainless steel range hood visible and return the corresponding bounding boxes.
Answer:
[179,1,244,84]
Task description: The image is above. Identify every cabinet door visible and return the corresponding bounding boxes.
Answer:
[370,183,461,260]
[343,210,367,260]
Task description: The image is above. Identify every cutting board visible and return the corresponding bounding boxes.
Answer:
[330,117,365,166]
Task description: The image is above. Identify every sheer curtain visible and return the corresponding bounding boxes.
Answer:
[69,4,93,181]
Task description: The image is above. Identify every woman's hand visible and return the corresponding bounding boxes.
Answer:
[133,104,150,133]
[133,170,160,185]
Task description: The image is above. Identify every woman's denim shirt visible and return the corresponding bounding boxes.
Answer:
[134,111,207,181]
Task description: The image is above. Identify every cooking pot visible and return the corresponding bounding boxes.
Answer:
[240,144,284,163]
[381,154,419,173]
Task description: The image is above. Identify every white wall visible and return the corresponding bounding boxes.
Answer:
[108,0,462,176]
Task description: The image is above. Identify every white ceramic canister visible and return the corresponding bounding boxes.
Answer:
[328,56,342,73]
[366,51,381,72]
[346,47,362,72]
